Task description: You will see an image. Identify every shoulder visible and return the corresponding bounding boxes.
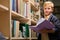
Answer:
[49,14,60,23]
[50,14,58,20]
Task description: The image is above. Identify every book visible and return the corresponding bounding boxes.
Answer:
[12,20,20,37]
[15,20,20,37]
[12,0,16,11]
[19,23,29,37]
[23,3,27,17]
[20,0,25,16]
[18,0,21,14]
[31,30,37,37]
[30,18,55,33]
[16,0,18,13]
[12,20,16,37]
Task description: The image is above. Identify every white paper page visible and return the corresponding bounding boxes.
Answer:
[31,18,45,27]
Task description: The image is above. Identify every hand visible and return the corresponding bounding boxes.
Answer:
[47,29,55,33]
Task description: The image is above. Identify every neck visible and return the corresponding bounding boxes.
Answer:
[44,14,51,20]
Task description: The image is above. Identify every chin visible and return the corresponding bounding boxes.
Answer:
[44,13,50,16]
[45,15,48,16]
[45,14,50,16]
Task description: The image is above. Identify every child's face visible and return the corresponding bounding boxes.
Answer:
[43,5,53,16]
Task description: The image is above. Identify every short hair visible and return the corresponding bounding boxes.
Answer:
[43,1,54,8]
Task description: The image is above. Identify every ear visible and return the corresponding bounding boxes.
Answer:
[51,7,54,12]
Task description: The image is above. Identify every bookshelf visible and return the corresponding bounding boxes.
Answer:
[0,0,40,40]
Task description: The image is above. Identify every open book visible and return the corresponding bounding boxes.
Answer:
[30,18,55,33]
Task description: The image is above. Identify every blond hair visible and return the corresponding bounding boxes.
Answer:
[43,1,54,8]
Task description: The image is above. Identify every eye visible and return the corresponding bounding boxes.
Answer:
[44,8,47,9]
[48,8,50,10]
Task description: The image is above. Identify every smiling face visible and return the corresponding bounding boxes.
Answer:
[43,5,53,16]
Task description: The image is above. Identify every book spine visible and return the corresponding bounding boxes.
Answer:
[12,0,15,11]
[12,20,20,37]
[15,20,20,37]
[13,20,16,37]
[18,0,21,14]
[20,0,24,15]
[16,0,18,13]
[12,20,16,37]
[12,0,16,11]
[24,3,26,17]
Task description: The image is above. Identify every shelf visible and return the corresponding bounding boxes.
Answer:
[0,4,9,12]
[0,2,37,25]
[11,37,30,39]
[31,37,37,39]
[12,11,29,23]
[12,11,37,24]
[11,37,37,39]
[30,2,39,11]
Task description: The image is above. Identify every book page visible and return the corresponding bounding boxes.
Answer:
[31,18,45,27]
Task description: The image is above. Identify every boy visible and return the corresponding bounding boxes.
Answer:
[38,1,60,40]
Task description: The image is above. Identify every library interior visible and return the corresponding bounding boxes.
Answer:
[0,0,60,40]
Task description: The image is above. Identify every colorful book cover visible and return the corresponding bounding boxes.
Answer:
[19,23,29,37]
[30,18,55,33]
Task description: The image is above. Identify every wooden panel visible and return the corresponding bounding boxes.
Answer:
[0,0,9,8]
[12,11,29,23]
[0,8,10,37]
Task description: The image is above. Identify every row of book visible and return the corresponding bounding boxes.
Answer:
[11,20,37,38]
[12,0,29,17]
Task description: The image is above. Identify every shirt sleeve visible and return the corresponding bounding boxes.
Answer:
[51,15,60,32]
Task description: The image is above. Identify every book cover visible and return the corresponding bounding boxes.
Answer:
[19,23,29,37]
[30,18,55,33]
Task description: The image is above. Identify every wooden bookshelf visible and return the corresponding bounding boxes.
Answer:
[0,0,40,40]
[0,4,31,24]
